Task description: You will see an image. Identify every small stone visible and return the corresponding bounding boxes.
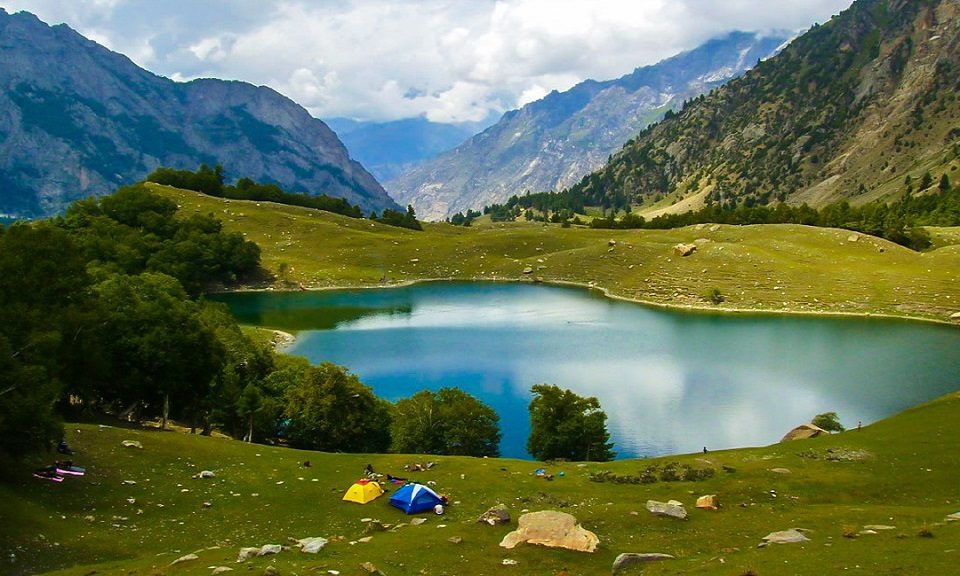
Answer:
[611,553,674,574]
[770,468,791,474]
[478,504,511,526]
[945,512,960,522]
[608,240,616,246]
[761,529,810,544]
[84,515,95,522]
[409,258,419,263]
[695,495,719,510]
[202,502,212,508]
[122,480,136,485]
[263,566,279,576]
[257,544,281,556]
[448,536,463,544]
[170,553,199,566]
[199,470,215,479]
[357,536,373,543]
[410,518,427,526]
[502,559,518,566]
[522,267,533,274]
[646,500,687,520]
[950,313,960,321]
[847,234,860,242]
[211,567,234,575]
[859,529,878,535]
[237,547,259,562]
[121,440,143,449]
[296,537,328,553]
[864,525,896,530]
[673,243,697,257]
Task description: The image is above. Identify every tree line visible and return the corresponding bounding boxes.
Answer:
[479,174,959,251]
[146,165,423,231]
[0,185,612,462]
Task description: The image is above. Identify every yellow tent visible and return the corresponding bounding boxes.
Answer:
[342,479,384,504]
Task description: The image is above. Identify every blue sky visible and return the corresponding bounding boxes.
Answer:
[4,0,853,123]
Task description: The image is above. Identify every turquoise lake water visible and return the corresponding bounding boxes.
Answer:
[213,282,960,459]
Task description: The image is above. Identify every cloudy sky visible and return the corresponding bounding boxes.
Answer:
[5,0,853,124]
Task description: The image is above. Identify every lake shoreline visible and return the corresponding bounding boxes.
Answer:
[216,276,960,329]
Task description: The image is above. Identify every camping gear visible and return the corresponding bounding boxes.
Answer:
[33,467,64,482]
[389,482,444,514]
[55,461,86,476]
[342,479,384,504]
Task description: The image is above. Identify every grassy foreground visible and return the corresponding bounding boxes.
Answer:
[150,184,960,323]
[2,393,959,576]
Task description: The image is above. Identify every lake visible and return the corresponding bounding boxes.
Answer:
[213,282,960,459]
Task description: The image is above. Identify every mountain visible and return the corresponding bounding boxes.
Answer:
[0,9,398,219]
[325,116,492,182]
[387,31,789,220]
[569,0,960,213]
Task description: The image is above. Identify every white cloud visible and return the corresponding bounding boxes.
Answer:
[4,0,853,122]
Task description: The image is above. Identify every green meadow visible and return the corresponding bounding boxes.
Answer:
[152,184,960,323]
[3,392,959,575]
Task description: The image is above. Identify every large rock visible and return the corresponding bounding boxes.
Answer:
[780,423,827,442]
[499,510,599,553]
[673,243,697,257]
[236,547,260,563]
[646,500,687,520]
[611,553,675,574]
[950,312,960,321]
[258,544,282,556]
[761,529,810,544]
[478,504,511,526]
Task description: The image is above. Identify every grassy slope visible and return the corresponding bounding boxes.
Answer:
[152,184,960,322]
[2,392,958,576]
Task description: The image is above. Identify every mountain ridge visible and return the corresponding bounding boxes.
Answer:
[387,31,789,220]
[0,8,398,219]
[568,0,960,213]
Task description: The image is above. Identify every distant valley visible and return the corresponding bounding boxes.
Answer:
[388,31,789,220]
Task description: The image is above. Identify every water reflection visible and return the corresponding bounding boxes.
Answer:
[215,283,960,459]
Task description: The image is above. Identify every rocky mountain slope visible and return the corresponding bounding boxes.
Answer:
[388,32,788,220]
[0,9,398,219]
[570,0,960,213]
[326,116,491,182]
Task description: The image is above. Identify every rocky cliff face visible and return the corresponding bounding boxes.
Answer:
[387,32,788,220]
[0,9,398,219]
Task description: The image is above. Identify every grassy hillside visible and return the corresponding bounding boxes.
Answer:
[3,392,959,576]
[570,0,960,216]
[152,184,960,323]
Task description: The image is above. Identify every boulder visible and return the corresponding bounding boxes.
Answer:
[478,504,511,526]
[296,537,328,554]
[608,239,617,246]
[950,312,960,321]
[121,440,142,449]
[499,510,599,553]
[695,495,719,510]
[169,553,198,566]
[761,529,810,544]
[673,243,697,257]
[780,423,827,442]
[945,512,960,522]
[611,553,675,574]
[847,234,860,242]
[646,500,687,520]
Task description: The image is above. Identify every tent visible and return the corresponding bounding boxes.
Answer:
[389,482,444,514]
[342,479,384,504]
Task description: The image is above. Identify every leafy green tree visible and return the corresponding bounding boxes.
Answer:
[0,223,91,458]
[812,411,845,432]
[940,174,951,192]
[391,387,501,457]
[94,272,223,428]
[527,384,615,462]
[283,362,391,452]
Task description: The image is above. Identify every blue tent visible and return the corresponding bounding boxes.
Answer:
[389,483,444,514]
